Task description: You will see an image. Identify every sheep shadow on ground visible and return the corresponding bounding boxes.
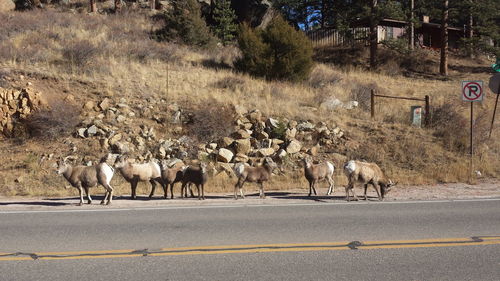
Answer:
[0,201,69,207]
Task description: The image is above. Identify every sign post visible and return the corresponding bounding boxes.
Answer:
[488,74,500,138]
[462,81,484,182]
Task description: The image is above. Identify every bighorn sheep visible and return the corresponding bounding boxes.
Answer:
[114,155,164,199]
[303,157,335,196]
[159,159,188,199]
[233,157,277,199]
[56,157,114,205]
[181,162,208,200]
[343,160,396,201]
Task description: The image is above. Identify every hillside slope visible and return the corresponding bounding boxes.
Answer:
[0,8,498,197]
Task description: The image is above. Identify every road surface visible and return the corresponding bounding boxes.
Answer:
[0,199,499,280]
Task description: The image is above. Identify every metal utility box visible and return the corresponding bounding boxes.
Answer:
[411,106,422,127]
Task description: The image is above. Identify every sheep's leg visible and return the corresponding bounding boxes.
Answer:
[189,184,195,198]
[181,182,187,198]
[311,181,318,196]
[234,179,244,200]
[101,183,114,205]
[84,186,92,204]
[326,176,335,195]
[196,184,202,200]
[259,182,266,199]
[170,183,175,199]
[77,184,84,206]
[363,184,369,200]
[131,180,138,200]
[374,183,382,201]
[149,180,157,199]
[308,181,313,197]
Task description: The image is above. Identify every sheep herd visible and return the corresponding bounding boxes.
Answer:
[55,155,396,206]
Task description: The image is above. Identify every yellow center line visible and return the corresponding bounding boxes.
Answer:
[0,236,499,262]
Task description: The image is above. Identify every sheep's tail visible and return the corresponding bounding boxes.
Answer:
[233,163,246,178]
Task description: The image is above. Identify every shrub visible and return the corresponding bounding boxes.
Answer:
[153,0,216,48]
[236,16,314,82]
[430,103,468,152]
[21,100,80,140]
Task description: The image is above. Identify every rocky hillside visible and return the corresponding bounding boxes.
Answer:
[0,5,498,197]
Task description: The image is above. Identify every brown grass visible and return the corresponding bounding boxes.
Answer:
[0,8,499,197]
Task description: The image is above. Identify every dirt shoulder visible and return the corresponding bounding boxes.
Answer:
[0,179,498,211]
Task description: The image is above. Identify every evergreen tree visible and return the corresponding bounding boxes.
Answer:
[236,16,314,82]
[153,0,216,48]
[212,0,238,45]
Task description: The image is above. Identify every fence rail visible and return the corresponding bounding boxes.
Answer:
[370,90,431,127]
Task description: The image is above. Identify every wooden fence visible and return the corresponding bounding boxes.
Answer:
[307,28,370,47]
[371,90,431,127]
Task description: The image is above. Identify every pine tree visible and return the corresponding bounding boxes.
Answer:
[212,0,238,45]
[153,0,216,48]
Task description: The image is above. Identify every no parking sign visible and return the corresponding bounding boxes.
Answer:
[462,81,484,102]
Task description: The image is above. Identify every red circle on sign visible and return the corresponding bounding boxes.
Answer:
[463,82,483,101]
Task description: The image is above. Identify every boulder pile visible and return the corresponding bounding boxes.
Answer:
[0,88,47,136]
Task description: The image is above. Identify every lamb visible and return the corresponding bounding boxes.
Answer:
[181,162,208,200]
[343,160,396,201]
[114,155,164,199]
[56,157,114,205]
[159,159,188,199]
[233,157,277,200]
[303,157,335,196]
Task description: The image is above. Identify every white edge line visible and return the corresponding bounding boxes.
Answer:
[0,198,499,214]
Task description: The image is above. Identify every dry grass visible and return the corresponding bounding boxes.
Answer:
[0,8,499,197]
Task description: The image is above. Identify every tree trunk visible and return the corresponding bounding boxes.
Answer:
[409,0,414,50]
[89,0,96,13]
[149,0,155,10]
[467,1,474,58]
[370,0,378,70]
[439,0,448,76]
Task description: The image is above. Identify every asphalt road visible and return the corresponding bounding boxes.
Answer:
[0,199,499,280]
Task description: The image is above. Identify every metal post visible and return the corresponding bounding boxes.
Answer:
[470,102,474,182]
[371,89,375,119]
[489,86,500,138]
[424,95,430,127]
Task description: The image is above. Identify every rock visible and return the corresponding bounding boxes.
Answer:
[221,137,234,148]
[217,148,234,163]
[233,129,251,139]
[257,147,275,157]
[234,139,251,154]
[76,128,86,138]
[254,131,269,140]
[112,141,131,154]
[99,98,111,111]
[320,97,343,110]
[176,151,188,160]
[240,122,253,130]
[276,149,287,158]
[218,162,235,177]
[116,115,126,123]
[0,0,15,12]
[198,151,210,160]
[297,121,315,131]
[86,125,98,137]
[266,117,279,129]
[271,139,284,146]
[288,120,298,128]
[285,128,297,140]
[332,127,341,135]
[344,101,359,109]
[207,143,218,150]
[234,153,249,163]
[286,140,302,154]
[108,133,122,145]
[248,109,262,122]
